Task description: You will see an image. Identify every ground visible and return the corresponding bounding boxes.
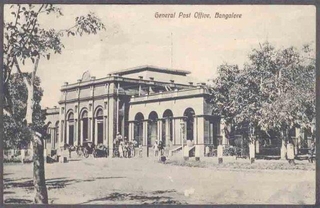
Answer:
[3,155,315,205]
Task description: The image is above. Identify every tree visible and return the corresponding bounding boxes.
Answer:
[3,4,105,204]
[4,73,44,150]
[209,42,315,156]
[208,64,241,143]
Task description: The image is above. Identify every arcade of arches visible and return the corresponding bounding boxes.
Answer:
[127,108,224,157]
[59,107,107,147]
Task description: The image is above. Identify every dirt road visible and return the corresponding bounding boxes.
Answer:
[4,157,315,205]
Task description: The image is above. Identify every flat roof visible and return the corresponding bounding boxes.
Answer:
[108,65,191,76]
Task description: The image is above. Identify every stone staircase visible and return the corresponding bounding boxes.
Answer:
[168,145,196,158]
[168,145,183,157]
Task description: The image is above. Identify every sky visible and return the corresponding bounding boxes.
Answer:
[4,5,316,108]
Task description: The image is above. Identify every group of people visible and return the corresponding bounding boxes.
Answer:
[153,140,165,157]
[113,132,136,158]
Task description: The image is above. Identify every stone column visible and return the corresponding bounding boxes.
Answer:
[255,139,260,154]
[218,144,223,164]
[50,128,54,150]
[66,122,69,145]
[209,122,214,145]
[157,120,162,142]
[196,117,205,157]
[295,127,301,154]
[143,121,148,146]
[165,118,170,147]
[80,119,83,146]
[59,120,65,148]
[21,149,25,164]
[103,116,107,146]
[128,122,134,141]
[73,120,77,146]
[94,119,98,145]
[89,117,93,142]
[172,118,176,145]
[249,143,255,163]
[281,139,287,160]
[143,120,149,157]
[220,118,227,147]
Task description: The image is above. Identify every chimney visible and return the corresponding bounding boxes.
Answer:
[77,79,82,83]
[64,82,68,86]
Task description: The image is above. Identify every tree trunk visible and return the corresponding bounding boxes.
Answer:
[23,57,48,204]
[32,132,48,204]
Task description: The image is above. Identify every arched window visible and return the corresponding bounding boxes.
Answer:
[183,108,195,141]
[55,121,59,148]
[81,110,89,143]
[148,111,158,147]
[95,108,104,145]
[67,112,75,146]
[134,113,144,146]
[162,110,174,146]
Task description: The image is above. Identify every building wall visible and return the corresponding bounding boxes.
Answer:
[45,68,218,157]
[45,110,60,153]
[122,71,192,85]
[129,96,204,121]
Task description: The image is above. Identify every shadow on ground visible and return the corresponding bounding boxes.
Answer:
[4,198,33,204]
[4,176,126,204]
[4,176,125,191]
[82,189,185,205]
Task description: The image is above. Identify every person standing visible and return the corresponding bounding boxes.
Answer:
[309,141,316,163]
[123,139,129,158]
[114,132,122,157]
[205,146,210,157]
[119,141,124,158]
[287,140,295,165]
[153,141,159,157]
[158,141,165,161]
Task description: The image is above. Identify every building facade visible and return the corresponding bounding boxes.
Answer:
[44,66,229,157]
[45,65,314,158]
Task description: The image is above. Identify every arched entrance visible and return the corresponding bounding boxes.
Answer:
[183,108,195,141]
[134,113,144,146]
[95,108,104,145]
[80,110,89,144]
[67,112,75,146]
[148,111,158,147]
[162,109,173,147]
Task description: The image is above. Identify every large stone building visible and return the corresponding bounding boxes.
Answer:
[44,66,226,157]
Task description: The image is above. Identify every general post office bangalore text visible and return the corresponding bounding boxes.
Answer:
[154,12,242,19]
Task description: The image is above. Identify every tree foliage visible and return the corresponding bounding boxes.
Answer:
[4,73,45,149]
[4,4,106,111]
[209,42,315,141]
[3,4,105,204]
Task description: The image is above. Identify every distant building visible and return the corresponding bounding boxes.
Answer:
[44,66,226,157]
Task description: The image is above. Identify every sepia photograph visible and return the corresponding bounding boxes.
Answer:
[2,3,316,205]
